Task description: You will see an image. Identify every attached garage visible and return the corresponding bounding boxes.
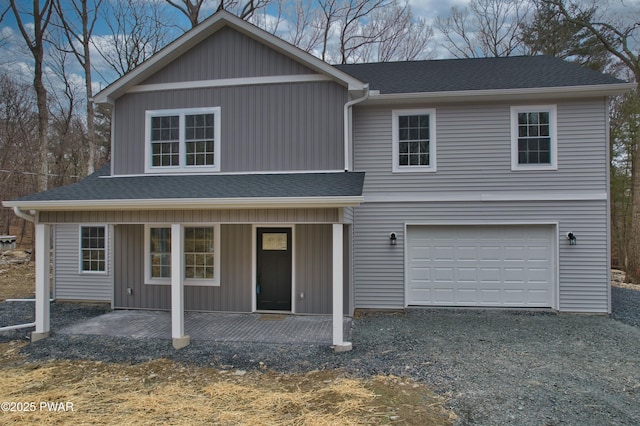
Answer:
[406,224,556,308]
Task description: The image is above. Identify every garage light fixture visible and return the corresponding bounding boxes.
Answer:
[389,232,397,245]
[567,232,577,245]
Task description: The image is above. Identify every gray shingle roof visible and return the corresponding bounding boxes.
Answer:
[334,55,626,94]
[11,165,365,203]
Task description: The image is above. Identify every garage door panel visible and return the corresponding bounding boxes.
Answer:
[433,246,454,261]
[457,289,478,303]
[457,267,478,282]
[433,288,455,303]
[457,246,477,260]
[479,289,501,304]
[408,225,554,308]
[503,267,525,281]
[480,267,501,282]
[433,267,454,282]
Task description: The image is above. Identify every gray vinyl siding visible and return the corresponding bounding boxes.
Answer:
[352,97,609,313]
[39,208,341,224]
[53,224,112,301]
[113,81,346,175]
[142,27,314,85]
[353,99,608,194]
[353,200,609,313]
[295,224,332,314]
[114,224,252,311]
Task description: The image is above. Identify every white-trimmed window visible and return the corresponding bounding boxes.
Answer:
[392,109,436,172]
[511,105,557,171]
[80,226,106,273]
[145,107,221,173]
[144,224,220,286]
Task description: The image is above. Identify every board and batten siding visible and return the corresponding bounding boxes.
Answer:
[295,224,332,314]
[353,99,608,194]
[113,81,347,175]
[39,208,341,225]
[114,223,342,313]
[141,26,315,85]
[53,224,112,302]
[114,224,253,311]
[353,201,609,313]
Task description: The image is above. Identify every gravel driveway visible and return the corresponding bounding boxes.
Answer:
[2,286,640,425]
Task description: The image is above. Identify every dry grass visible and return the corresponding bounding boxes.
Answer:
[0,260,456,425]
[0,345,455,425]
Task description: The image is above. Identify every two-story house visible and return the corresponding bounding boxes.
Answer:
[4,11,632,350]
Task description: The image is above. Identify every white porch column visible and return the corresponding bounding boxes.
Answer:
[32,223,50,342]
[332,223,352,352]
[171,224,190,349]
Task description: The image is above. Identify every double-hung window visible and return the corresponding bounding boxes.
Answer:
[80,226,106,273]
[146,107,221,173]
[392,109,437,172]
[511,105,557,171]
[144,224,220,286]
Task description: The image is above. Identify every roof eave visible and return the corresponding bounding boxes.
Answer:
[362,82,635,105]
[2,196,364,211]
[93,11,366,104]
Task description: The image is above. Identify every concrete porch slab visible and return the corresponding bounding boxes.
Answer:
[58,310,352,345]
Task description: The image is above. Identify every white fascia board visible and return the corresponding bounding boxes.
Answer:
[364,191,607,203]
[4,196,364,211]
[363,82,635,105]
[94,11,366,104]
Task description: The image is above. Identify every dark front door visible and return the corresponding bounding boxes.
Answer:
[256,228,292,311]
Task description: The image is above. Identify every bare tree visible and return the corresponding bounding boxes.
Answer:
[543,0,640,281]
[336,0,391,64]
[165,0,271,28]
[253,0,324,54]
[45,42,86,187]
[314,0,341,61]
[0,74,39,241]
[358,0,434,63]
[95,0,176,78]
[251,0,434,63]
[436,0,531,58]
[52,0,102,175]
[9,0,54,191]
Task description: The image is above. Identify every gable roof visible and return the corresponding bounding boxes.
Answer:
[93,11,366,104]
[335,56,632,100]
[4,165,365,210]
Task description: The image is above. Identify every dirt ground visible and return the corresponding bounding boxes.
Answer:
[0,251,34,301]
[0,256,455,425]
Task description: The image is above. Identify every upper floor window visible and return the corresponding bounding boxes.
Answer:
[80,226,106,273]
[392,109,436,173]
[511,105,557,171]
[145,107,221,173]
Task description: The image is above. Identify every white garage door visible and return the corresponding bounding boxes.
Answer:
[407,225,555,307]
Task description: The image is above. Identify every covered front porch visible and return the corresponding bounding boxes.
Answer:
[6,169,364,352]
[33,221,354,351]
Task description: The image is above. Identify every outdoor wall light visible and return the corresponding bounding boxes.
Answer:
[389,232,397,245]
[567,232,577,245]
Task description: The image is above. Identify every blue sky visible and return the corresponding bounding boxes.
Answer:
[0,0,475,92]
[0,0,635,101]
